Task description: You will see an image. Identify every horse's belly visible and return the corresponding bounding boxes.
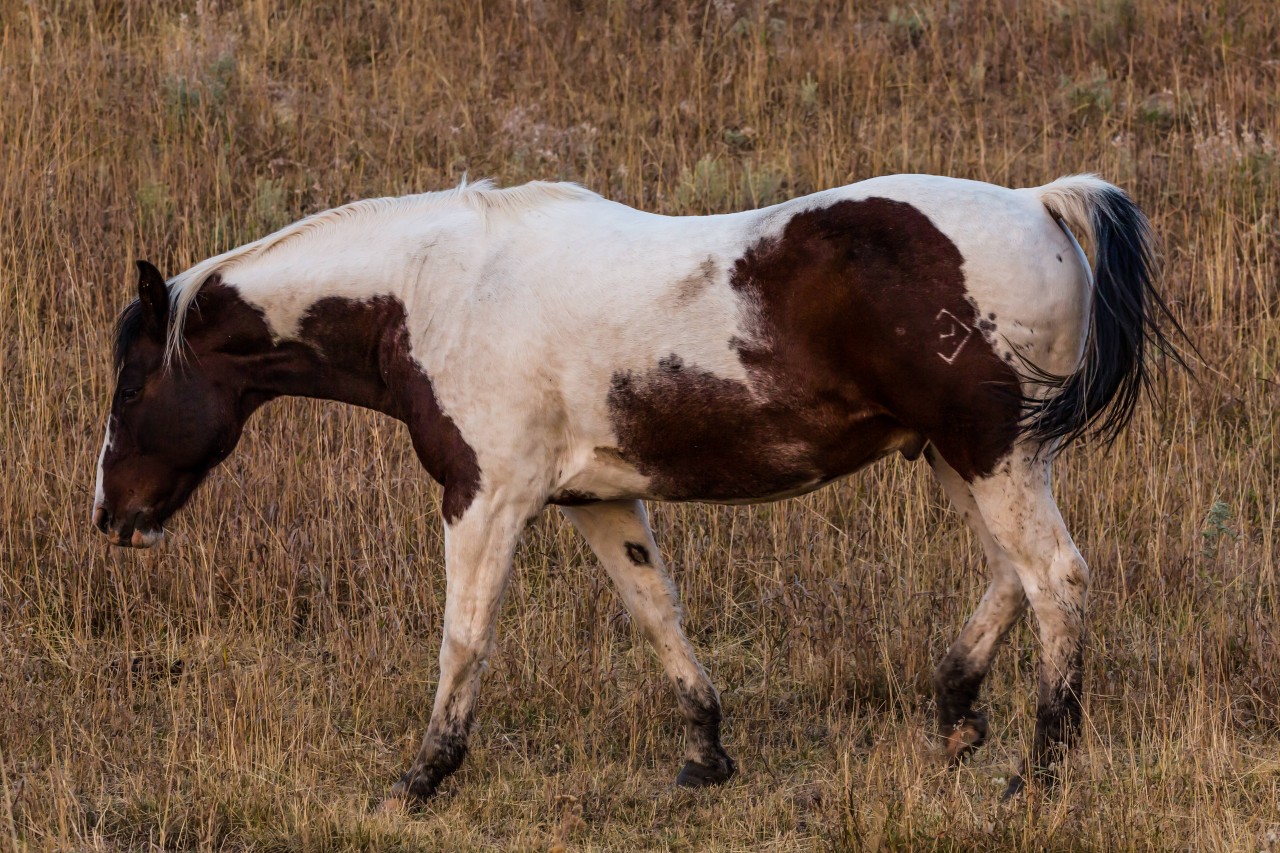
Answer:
[552,391,923,505]
[625,420,922,504]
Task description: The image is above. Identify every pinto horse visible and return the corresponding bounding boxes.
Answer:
[94,174,1178,801]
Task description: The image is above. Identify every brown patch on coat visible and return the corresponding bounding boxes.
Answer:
[607,198,1020,499]
[297,296,481,523]
[673,256,720,307]
[609,362,907,501]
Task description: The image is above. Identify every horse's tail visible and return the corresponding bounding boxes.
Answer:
[1021,175,1187,449]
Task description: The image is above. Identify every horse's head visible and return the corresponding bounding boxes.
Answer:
[93,261,258,548]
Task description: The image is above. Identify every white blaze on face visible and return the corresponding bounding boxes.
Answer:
[93,416,113,523]
[92,416,165,548]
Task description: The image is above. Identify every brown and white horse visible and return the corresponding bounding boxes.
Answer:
[94,174,1180,801]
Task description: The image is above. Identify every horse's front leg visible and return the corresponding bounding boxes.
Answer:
[391,488,535,803]
[560,499,736,787]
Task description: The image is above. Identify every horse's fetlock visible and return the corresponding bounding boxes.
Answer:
[933,653,984,726]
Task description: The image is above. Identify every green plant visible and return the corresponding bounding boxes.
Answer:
[1200,499,1240,558]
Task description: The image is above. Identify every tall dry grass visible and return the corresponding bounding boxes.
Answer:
[0,0,1277,849]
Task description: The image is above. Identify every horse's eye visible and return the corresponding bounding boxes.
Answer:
[120,387,141,403]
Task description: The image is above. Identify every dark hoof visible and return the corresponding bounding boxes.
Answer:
[943,714,988,765]
[1001,773,1025,801]
[675,751,737,788]
[389,769,439,805]
[1001,762,1060,801]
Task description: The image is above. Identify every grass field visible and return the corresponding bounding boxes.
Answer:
[1,1,1278,849]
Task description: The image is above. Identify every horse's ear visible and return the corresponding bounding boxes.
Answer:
[135,259,170,337]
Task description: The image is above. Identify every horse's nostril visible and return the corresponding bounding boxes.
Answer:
[93,506,110,534]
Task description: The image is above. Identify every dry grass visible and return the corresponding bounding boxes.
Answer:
[1,0,1278,850]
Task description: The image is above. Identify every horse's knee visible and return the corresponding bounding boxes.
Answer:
[1022,551,1089,652]
[439,621,494,672]
[1051,549,1090,598]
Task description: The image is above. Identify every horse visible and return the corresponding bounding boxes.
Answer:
[94,173,1180,802]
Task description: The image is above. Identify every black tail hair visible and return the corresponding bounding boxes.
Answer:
[1022,184,1190,448]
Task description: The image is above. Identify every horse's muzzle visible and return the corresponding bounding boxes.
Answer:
[93,504,164,549]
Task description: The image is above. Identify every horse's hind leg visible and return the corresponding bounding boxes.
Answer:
[925,447,1028,763]
[965,448,1089,797]
[560,500,736,787]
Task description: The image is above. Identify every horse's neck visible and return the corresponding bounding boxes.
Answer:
[222,229,465,419]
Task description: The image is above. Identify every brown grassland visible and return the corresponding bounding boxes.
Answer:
[1,0,1278,849]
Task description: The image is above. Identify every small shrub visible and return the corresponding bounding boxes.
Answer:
[673,155,732,213]
[887,7,928,49]
[1200,500,1239,558]
[1062,69,1113,120]
[252,177,290,232]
